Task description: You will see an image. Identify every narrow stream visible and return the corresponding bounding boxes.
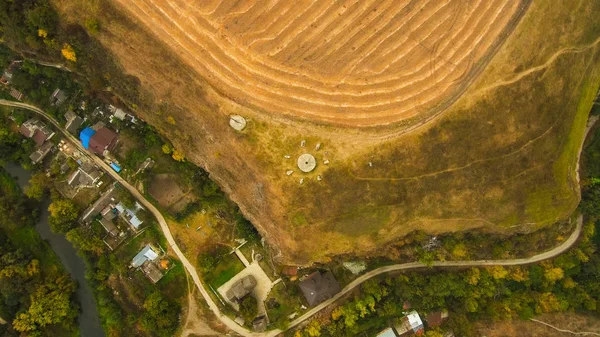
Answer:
[3,162,105,337]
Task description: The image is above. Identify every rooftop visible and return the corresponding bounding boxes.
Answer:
[298,271,340,307]
[131,244,159,268]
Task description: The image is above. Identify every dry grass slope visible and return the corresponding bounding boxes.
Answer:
[51,0,600,263]
[111,0,526,127]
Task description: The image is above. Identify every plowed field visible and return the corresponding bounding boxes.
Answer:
[113,0,523,127]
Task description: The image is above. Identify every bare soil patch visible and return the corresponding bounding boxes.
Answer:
[148,173,186,208]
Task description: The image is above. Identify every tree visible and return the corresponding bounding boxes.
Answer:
[239,296,258,322]
[61,44,77,62]
[305,320,321,337]
[161,143,173,154]
[12,275,77,333]
[24,173,49,200]
[48,199,79,233]
[172,150,185,162]
[544,267,564,282]
[66,227,104,255]
[84,18,100,34]
[141,291,178,336]
[488,266,508,280]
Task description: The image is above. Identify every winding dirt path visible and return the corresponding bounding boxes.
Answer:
[1,99,587,337]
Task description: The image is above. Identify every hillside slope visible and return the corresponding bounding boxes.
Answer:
[51,0,600,263]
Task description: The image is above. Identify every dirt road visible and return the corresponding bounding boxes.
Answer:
[1,99,585,337]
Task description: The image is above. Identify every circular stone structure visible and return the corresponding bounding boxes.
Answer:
[297,153,317,173]
[229,115,247,131]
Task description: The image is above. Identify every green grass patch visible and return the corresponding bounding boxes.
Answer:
[203,253,245,288]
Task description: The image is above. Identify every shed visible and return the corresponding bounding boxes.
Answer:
[298,271,340,307]
[80,127,96,149]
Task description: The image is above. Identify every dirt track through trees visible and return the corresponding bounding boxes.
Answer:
[112,0,527,126]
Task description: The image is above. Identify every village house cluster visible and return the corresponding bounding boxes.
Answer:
[3,56,170,285]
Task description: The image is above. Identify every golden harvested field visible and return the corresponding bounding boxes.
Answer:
[53,0,600,263]
[112,0,524,127]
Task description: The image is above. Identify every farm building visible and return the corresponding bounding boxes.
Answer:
[298,271,340,307]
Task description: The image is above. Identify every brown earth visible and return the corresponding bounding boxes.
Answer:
[50,0,600,264]
[148,173,187,207]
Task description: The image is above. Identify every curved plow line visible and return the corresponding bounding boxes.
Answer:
[118,1,467,111]
[350,0,501,80]
[270,0,381,59]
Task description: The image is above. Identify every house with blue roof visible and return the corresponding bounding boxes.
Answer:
[79,127,96,150]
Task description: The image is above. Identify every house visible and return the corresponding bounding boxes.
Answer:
[80,185,118,224]
[89,127,118,156]
[115,202,144,231]
[425,310,449,328]
[9,88,24,101]
[131,244,159,268]
[226,275,257,302]
[29,141,53,164]
[67,162,102,188]
[395,311,424,337]
[377,328,398,337]
[1,61,21,85]
[298,271,341,307]
[20,119,54,146]
[50,88,68,106]
[64,110,83,134]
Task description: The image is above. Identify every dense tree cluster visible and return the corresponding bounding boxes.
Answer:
[0,169,78,337]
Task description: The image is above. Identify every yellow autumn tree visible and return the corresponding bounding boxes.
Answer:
[172,150,185,162]
[544,267,564,282]
[37,29,47,38]
[167,116,176,125]
[488,266,508,280]
[451,243,468,258]
[466,268,480,285]
[61,44,77,62]
[161,143,173,154]
[509,267,529,282]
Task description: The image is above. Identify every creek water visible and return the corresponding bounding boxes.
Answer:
[3,162,105,337]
